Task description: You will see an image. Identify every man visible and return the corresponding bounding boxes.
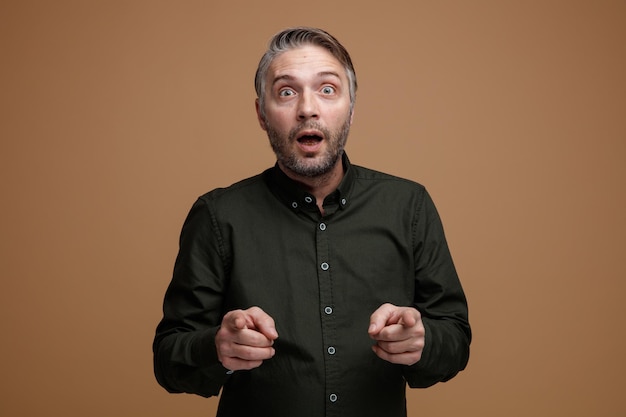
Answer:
[153,27,471,417]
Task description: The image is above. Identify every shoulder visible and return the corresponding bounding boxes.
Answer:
[348,164,436,219]
[178,172,270,235]
[197,171,269,205]
[351,164,426,192]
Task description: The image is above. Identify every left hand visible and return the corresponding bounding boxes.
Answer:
[368,303,425,366]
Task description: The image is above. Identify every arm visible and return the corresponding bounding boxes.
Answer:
[152,197,230,397]
[369,189,471,388]
[405,189,471,387]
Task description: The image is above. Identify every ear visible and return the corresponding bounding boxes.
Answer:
[349,107,355,125]
[255,99,267,131]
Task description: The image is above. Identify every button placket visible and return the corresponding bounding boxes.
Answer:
[315,217,339,412]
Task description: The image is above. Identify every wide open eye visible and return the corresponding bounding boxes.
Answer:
[321,86,335,95]
[279,89,295,97]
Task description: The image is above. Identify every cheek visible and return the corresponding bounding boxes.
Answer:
[329,108,352,128]
[267,110,294,130]
[328,100,352,120]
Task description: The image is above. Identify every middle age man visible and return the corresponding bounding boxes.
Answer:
[154,27,471,417]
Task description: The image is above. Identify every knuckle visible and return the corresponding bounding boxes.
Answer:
[248,306,263,315]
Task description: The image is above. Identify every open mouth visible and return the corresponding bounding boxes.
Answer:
[296,128,325,144]
[297,134,323,145]
[293,128,325,154]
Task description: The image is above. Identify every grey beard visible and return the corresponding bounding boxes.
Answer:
[266,118,351,178]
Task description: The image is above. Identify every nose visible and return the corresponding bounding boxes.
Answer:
[297,90,319,121]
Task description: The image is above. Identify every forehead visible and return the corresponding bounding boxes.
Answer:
[267,44,346,81]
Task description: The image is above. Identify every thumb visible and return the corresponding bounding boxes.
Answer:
[398,309,417,328]
[368,303,397,335]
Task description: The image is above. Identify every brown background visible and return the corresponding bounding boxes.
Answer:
[1,1,625,416]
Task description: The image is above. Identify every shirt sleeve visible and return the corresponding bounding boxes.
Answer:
[402,189,472,387]
[152,196,231,397]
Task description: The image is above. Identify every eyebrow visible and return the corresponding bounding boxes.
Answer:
[271,71,342,88]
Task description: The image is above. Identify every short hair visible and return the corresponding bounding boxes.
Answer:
[254,27,357,117]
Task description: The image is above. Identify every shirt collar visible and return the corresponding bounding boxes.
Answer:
[263,152,355,213]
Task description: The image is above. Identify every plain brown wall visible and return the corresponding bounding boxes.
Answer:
[1,1,625,416]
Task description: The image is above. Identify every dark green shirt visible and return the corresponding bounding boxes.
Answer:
[153,154,471,417]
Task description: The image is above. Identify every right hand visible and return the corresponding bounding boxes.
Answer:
[215,306,279,371]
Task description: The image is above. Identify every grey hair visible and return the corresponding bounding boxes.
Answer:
[254,27,357,118]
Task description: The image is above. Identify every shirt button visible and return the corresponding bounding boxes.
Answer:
[328,346,336,355]
[341,198,347,205]
[324,306,333,315]
[320,262,329,271]
[329,393,338,402]
[304,196,313,204]
[291,202,298,209]
[319,222,326,231]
